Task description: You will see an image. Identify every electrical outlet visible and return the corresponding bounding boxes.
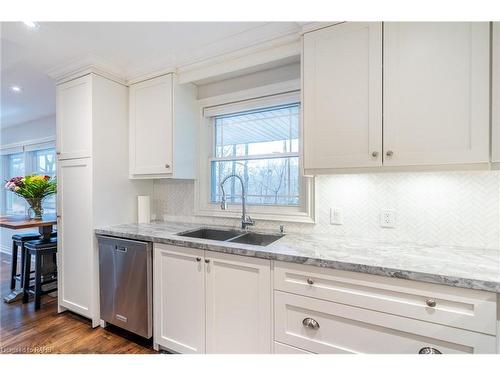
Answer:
[330,208,343,225]
[380,209,396,228]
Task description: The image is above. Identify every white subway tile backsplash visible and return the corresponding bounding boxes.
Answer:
[153,171,500,249]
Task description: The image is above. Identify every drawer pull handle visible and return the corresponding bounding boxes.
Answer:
[425,299,436,308]
[196,257,201,262]
[306,278,314,285]
[302,317,320,330]
[205,259,210,264]
[419,347,442,354]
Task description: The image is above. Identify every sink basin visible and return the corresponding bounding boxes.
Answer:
[178,228,242,241]
[228,232,283,247]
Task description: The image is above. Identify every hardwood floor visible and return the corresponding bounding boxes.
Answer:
[0,252,156,354]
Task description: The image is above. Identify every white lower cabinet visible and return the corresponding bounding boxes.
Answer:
[205,251,271,354]
[274,291,496,354]
[153,244,271,354]
[57,158,96,321]
[154,245,205,354]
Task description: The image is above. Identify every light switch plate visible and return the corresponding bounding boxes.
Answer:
[380,209,396,228]
[330,208,343,225]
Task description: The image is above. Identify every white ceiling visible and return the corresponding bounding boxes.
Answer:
[1,21,304,128]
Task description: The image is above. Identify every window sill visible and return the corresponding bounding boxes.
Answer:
[194,204,315,224]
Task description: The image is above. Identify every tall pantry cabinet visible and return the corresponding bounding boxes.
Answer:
[56,73,151,326]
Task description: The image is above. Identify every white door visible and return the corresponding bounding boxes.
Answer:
[205,251,271,354]
[56,75,92,159]
[303,22,383,171]
[57,158,94,318]
[383,22,490,166]
[154,244,205,354]
[129,74,173,176]
[492,23,500,163]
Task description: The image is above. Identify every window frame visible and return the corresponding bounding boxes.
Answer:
[1,140,56,215]
[195,88,315,223]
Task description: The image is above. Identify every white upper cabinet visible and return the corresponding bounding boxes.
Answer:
[383,22,490,166]
[493,23,500,164]
[56,75,93,159]
[129,73,197,179]
[303,22,383,171]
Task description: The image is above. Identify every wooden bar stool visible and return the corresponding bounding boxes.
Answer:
[22,238,58,310]
[10,233,42,290]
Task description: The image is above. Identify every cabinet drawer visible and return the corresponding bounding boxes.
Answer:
[274,341,313,354]
[274,262,496,335]
[274,291,496,354]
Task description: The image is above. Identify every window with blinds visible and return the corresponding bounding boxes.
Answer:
[210,103,300,206]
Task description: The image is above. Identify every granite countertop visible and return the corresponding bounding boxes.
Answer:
[95,221,500,293]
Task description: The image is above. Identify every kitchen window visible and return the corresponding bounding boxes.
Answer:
[196,91,314,223]
[211,104,300,206]
[1,145,57,215]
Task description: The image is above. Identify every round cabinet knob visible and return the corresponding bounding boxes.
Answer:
[204,259,210,264]
[386,150,394,157]
[196,257,201,262]
[306,278,314,285]
[419,347,442,354]
[425,299,437,308]
[371,151,379,158]
[302,317,320,330]
[165,164,170,169]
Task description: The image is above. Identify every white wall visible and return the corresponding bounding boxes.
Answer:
[0,115,56,254]
[197,63,300,99]
[1,115,56,145]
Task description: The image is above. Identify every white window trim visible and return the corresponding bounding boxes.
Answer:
[194,86,315,224]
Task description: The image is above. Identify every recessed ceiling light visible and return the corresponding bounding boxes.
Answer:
[11,86,22,93]
[23,21,39,29]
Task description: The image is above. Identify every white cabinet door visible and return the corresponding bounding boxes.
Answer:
[129,74,173,176]
[205,251,271,354]
[493,23,500,164]
[154,244,205,354]
[303,22,383,170]
[57,158,95,319]
[383,22,490,166]
[56,75,92,159]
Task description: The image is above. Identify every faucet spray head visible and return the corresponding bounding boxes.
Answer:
[220,197,227,210]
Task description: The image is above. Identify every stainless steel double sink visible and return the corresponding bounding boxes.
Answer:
[177,228,283,247]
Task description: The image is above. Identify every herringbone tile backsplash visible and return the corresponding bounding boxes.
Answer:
[153,171,500,249]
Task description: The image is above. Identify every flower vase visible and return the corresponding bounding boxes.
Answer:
[26,198,44,220]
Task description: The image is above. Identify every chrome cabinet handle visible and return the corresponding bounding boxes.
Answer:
[302,317,320,330]
[419,347,442,354]
[196,257,201,262]
[306,278,314,285]
[425,299,436,308]
[371,151,379,158]
[386,150,394,157]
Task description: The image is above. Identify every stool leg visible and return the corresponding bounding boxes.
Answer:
[20,244,26,288]
[10,241,18,290]
[34,253,42,310]
[22,252,31,303]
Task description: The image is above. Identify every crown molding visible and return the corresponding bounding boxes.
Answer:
[301,22,344,34]
[46,24,305,87]
[46,55,127,85]
[176,33,301,85]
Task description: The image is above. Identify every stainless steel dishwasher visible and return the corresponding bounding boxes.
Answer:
[97,235,152,338]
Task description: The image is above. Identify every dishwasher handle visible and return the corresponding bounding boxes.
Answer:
[115,245,128,253]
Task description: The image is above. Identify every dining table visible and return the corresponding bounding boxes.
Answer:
[0,214,57,303]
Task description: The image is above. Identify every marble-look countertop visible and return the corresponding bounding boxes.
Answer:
[95,221,500,293]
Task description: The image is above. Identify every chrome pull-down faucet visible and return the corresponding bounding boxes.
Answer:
[220,174,255,230]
